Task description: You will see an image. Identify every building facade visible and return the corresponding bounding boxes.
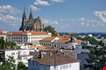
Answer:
[28,49,80,70]
[0,31,7,40]
[0,49,35,66]
[39,35,70,48]
[28,60,79,70]
[6,32,51,45]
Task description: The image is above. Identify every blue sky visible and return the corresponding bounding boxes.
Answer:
[0,0,106,32]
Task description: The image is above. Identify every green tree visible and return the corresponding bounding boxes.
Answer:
[0,56,16,70]
[0,56,27,70]
[83,36,98,45]
[76,36,82,40]
[0,38,6,49]
[98,40,104,46]
[17,62,27,70]
[76,36,99,45]
[44,25,58,36]
[84,46,106,70]
[0,38,19,49]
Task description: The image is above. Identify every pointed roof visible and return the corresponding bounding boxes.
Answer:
[19,8,26,31]
[37,16,41,23]
[22,8,26,19]
[29,8,33,20]
[37,16,40,21]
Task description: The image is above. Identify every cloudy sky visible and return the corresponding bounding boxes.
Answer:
[0,0,106,32]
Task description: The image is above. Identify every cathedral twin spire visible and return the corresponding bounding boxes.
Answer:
[19,8,44,32]
[19,8,26,31]
[22,8,33,20]
[29,8,33,20]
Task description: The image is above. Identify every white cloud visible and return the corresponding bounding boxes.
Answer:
[0,14,21,24]
[34,0,50,6]
[2,15,16,21]
[59,18,105,28]
[81,22,85,25]
[30,0,49,11]
[0,17,1,20]
[95,11,106,22]
[51,0,64,3]
[80,17,85,21]
[0,5,16,14]
[42,18,59,25]
[0,4,21,25]
[30,5,39,11]
[30,0,64,11]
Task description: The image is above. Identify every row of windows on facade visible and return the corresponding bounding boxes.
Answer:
[7,36,45,40]
[10,52,31,60]
[30,61,72,70]
[8,39,27,43]
[40,42,62,47]
[51,64,72,70]
[7,36,27,39]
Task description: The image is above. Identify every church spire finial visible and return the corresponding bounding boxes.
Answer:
[23,8,26,19]
[19,8,26,31]
[29,8,33,20]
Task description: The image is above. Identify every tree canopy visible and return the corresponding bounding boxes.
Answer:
[0,56,16,70]
[17,62,27,70]
[44,25,58,36]
[0,56,27,70]
[84,46,106,70]
[76,36,104,45]
[0,38,19,49]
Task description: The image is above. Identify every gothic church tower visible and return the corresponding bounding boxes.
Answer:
[19,9,44,32]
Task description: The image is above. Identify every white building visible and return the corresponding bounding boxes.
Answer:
[6,31,51,45]
[103,39,106,46]
[28,49,80,70]
[0,49,35,66]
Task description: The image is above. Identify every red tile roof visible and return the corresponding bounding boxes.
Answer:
[0,32,6,35]
[32,46,47,50]
[40,35,70,43]
[7,32,27,35]
[40,36,55,42]
[33,49,78,65]
[75,39,81,44]
[7,31,49,35]
[31,32,48,35]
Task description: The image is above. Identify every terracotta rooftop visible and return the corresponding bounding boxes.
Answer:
[31,46,47,50]
[31,32,48,35]
[0,32,6,35]
[39,35,70,43]
[7,32,27,35]
[33,49,78,65]
[75,39,82,44]
[40,36,55,42]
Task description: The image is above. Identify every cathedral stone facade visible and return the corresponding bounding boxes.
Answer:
[19,9,44,32]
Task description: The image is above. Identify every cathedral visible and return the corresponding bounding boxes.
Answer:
[19,9,44,32]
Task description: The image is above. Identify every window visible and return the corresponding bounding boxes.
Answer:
[60,64,70,70]
[11,52,15,55]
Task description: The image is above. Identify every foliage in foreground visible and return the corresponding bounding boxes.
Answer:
[0,56,27,70]
[0,38,19,49]
[84,46,106,70]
